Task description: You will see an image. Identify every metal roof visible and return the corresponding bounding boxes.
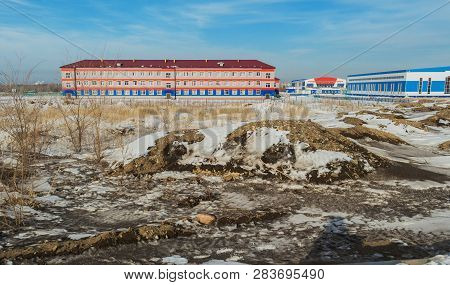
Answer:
[60,59,275,69]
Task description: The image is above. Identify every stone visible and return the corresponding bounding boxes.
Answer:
[196,213,216,225]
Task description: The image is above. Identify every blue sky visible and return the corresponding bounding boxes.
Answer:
[0,0,449,83]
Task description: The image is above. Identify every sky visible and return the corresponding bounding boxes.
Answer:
[0,0,449,83]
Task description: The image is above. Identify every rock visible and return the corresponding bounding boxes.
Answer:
[196,213,216,225]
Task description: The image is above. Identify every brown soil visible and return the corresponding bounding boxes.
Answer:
[331,126,407,145]
[0,223,188,262]
[116,129,204,176]
[342,117,366,126]
[438,141,450,151]
[357,110,427,130]
[117,120,389,183]
[421,107,450,127]
[226,120,387,168]
[216,208,286,227]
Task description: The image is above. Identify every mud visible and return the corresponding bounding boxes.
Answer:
[0,223,187,261]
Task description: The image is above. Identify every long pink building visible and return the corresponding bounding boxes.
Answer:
[60,59,279,98]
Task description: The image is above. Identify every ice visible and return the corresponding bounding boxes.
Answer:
[67,233,95,240]
[162,255,188,265]
[426,254,450,265]
[202,259,245,265]
[410,156,450,169]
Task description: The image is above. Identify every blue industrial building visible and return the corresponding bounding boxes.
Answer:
[346,66,450,97]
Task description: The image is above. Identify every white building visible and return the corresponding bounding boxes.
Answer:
[347,66,450,97]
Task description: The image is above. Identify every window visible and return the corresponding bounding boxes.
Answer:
[124,81,129,86]
[125,90,130,95]
[256,81,261,86]
[256,72,261,76]
[149,90,154,95]
[165,72,171,78]
[248,90,253,95]
[427,78,432,94]
[133,81,137,86]
[192,89,198,95]
[101,81,105,86]
[65,83,71,88]
[208,89,213,95]
[108,81,112,86]
[140,81,145,86]
[176,90,181,95]
[241,89,246,95]
[224,90,229,95]
[166,83,172,88]
[265,73,271,79]
[92,90,98,95]
[445,77,450,94]
[101,90,105,96]
[116,81,121,86]
[157,90,162,95]
[418,78,423,94]
[265,83,271,88]
[256,90,261,95]
[149,81,153,86]
[200,90,205,95]
[216,89,222,95]
[232,90,237,95]
[132,90,138,95]
[92,81,97,86]
[65,72,71,78]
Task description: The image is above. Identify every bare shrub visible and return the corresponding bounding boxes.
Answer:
[56,98,96,153]
[0,95,49,227]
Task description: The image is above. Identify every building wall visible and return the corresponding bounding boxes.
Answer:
[287,78,346,95]
[61,67,278,97]
[347,68,450,97]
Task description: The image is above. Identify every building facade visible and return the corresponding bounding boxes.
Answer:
[286,77,346,95]
[346,66,450,97]
[60,59,279,98]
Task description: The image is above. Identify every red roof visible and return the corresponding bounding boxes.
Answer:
[60,59,275,69]
[314,77,337,85]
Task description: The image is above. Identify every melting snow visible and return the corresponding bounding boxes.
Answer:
[162,255,188,265]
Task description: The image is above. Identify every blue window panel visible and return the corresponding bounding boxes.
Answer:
[406,81,419,92]
[431,81,444,92]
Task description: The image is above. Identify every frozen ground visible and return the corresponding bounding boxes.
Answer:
[0,97,449,264]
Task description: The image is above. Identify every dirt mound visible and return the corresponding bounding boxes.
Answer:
[342,117,366,126]
[332,126,407,145]
[116,129,204,176]
[357,110,427,130]
[118,120,389,183]
[396,102,445,113]
[421,107,450,127]
[0,223,187,262]
[223,120,388,182]
[438,141,450,151]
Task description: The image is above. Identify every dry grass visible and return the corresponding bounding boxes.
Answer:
[193,167,241,181]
